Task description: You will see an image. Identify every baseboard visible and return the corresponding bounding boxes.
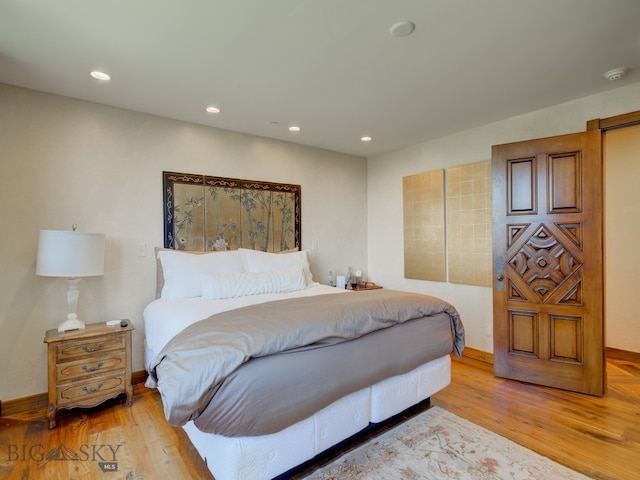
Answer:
[1,391,49,417]
[462,346,493,365]
[132,369,148,385]
[460,346,639,367]
[606,347,640,363]
[1,369,148,417]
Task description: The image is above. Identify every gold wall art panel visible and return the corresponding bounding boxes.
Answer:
[163,171,300,252]
[403,170,446,281]
[447,160,492,287]
[402,160,492,287]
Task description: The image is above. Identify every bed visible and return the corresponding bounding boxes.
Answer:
[144,247,464,480]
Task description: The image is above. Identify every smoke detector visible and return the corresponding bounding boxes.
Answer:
[390,21,415,37]
[604,67,629,82]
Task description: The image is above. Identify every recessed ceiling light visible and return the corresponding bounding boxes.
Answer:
[289,125,301,132]
[390,21,415,37]
[361,136,372,142]
[206,106,221,114]
[90,71,111,81]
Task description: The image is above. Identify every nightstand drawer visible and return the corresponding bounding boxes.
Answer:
[57,351,126,381]
[57,374,126,404]
[56,333,125,361]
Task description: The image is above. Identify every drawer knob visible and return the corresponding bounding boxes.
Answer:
[82,362,104,372]
[82,383,103,394]
[82,342,104,353]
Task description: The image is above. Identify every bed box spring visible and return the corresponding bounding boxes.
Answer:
[182,354,451,480]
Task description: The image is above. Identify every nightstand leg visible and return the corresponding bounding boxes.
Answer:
[47,405,57,429]
[126,385,133,407]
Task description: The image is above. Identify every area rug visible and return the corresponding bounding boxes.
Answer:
[302,406,591,480]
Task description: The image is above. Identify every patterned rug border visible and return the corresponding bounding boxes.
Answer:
[301,406,592,480]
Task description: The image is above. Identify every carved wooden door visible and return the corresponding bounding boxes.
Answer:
[492,130,605,396]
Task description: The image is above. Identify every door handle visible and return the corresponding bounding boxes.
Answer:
[495,257,504,291]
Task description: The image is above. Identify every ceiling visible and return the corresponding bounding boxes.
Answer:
[1,0,639,157]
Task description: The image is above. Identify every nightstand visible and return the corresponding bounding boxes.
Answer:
[43,321,134,429]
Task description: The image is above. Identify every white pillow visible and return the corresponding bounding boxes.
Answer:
[156,250,203,299]
[156,249,244,299]
[238,248,313,285]
[203,249,245,275]
[201,267,307,300]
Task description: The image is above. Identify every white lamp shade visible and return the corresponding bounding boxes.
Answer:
[36,230,105,277]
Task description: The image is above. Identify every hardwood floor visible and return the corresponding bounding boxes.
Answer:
[0,383,213,480]
[1,356,638,479]
[432,356,640,480]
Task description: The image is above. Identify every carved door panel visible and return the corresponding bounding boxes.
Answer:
[492,130,605,396]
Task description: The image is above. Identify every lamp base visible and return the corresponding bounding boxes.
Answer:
[59,278,85,333]
[57,318,86,333]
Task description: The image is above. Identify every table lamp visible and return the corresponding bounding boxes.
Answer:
[36,227,105,333]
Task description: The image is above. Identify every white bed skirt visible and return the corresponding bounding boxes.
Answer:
[182,354,451,480]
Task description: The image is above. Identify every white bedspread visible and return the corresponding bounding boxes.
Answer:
[143,283,347,361]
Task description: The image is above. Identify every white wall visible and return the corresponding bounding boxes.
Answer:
[604,125,640,352]
[0,84,367,400]
[367,81,640,354]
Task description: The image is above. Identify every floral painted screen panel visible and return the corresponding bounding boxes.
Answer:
[163,171,301,252]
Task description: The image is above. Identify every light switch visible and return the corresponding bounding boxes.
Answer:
[137,243,147,258]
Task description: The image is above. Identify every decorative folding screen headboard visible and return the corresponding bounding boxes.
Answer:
[163,171,301,252]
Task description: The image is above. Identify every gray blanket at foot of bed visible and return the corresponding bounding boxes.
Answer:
[148,289,464,433]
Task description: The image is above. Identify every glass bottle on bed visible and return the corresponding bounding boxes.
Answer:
[346,266,352,289]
